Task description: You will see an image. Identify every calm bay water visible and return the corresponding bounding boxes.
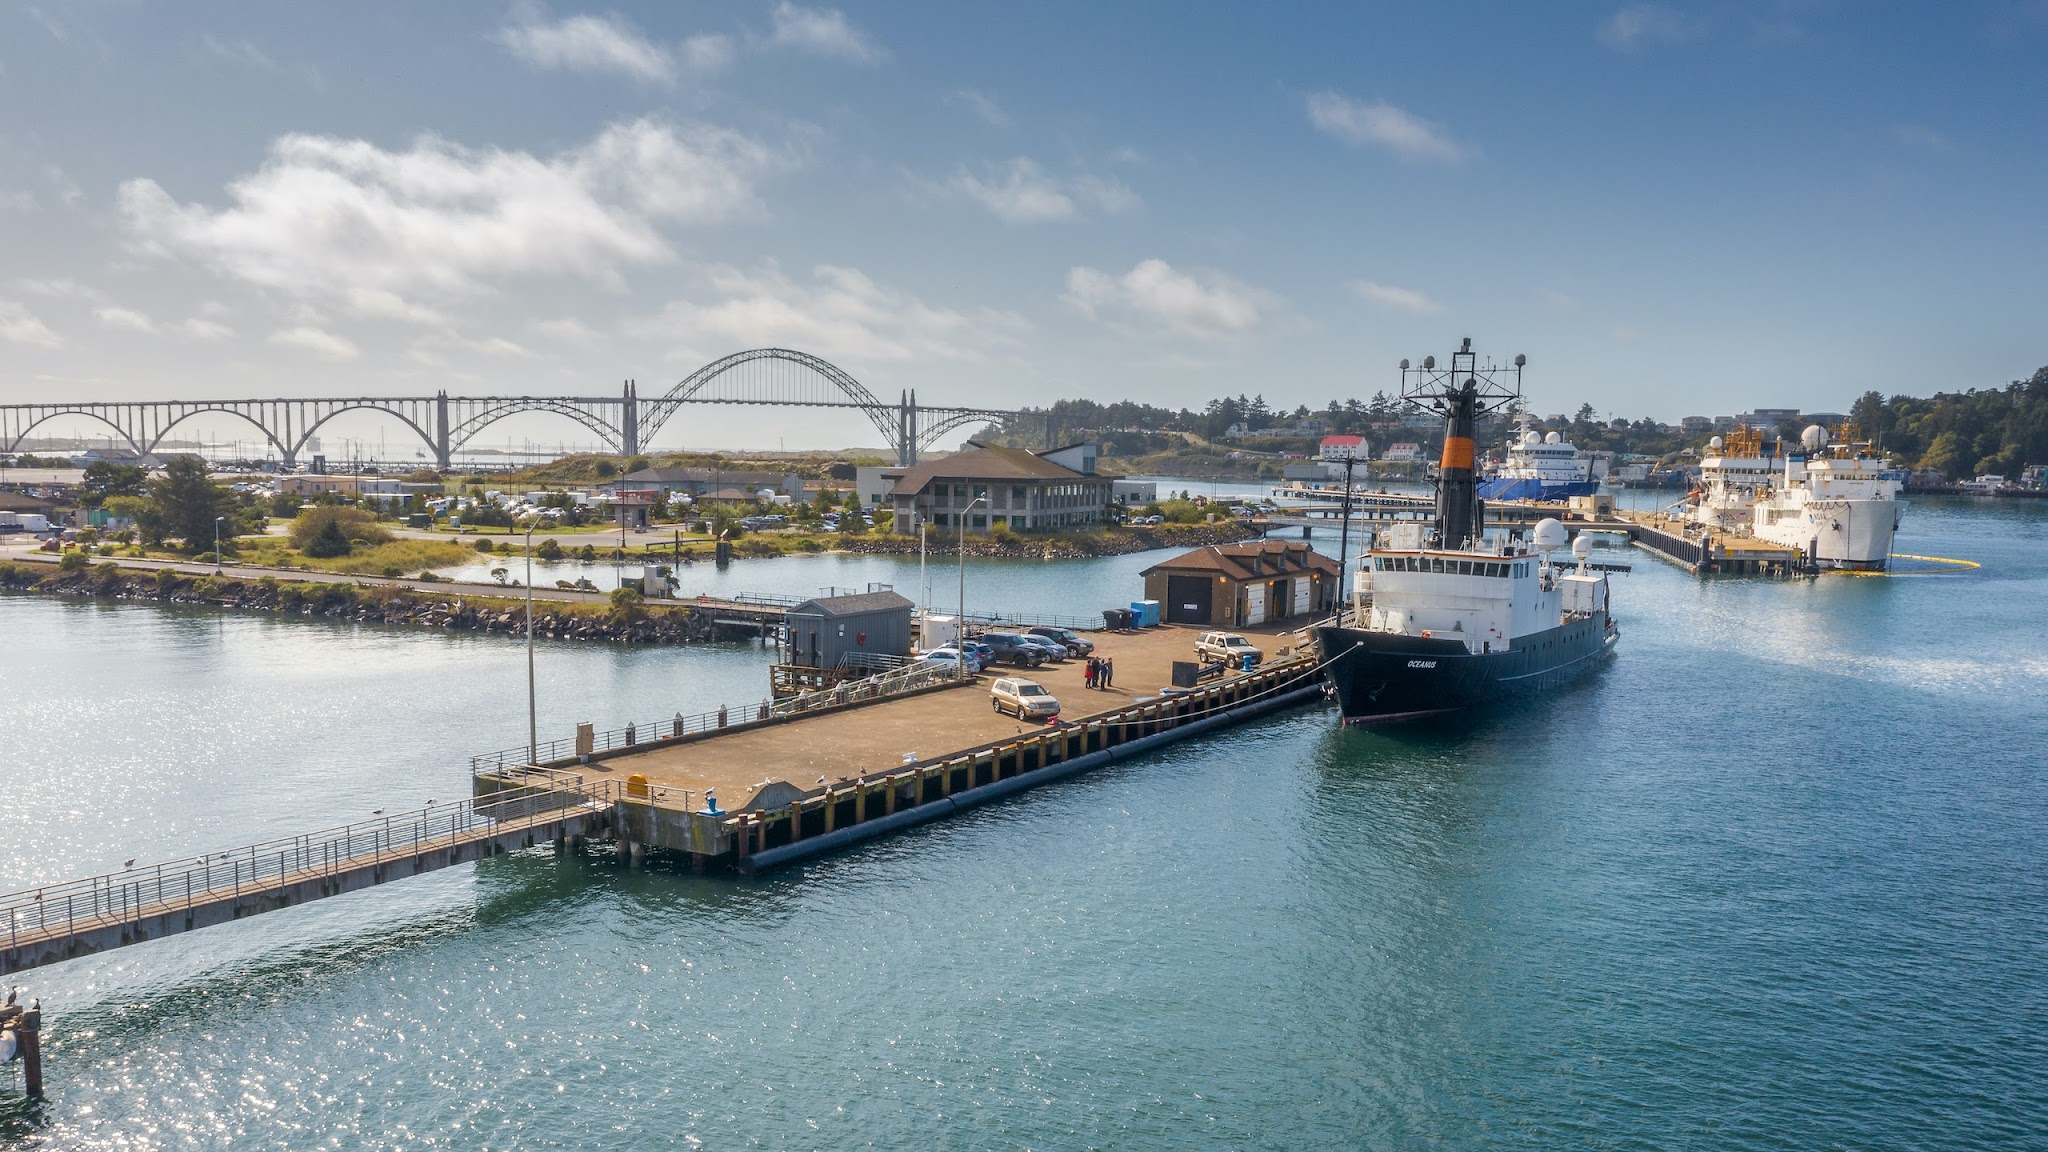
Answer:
[1,497,2044,1148]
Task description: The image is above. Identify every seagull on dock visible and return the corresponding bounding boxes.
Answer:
[195,855,207,864]
[5,988,16,1006]
[123,858,136,869]
[371,809,384,816]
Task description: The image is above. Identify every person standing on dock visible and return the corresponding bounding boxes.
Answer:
[1084,657,1099,689]
[1102,657,1114,690]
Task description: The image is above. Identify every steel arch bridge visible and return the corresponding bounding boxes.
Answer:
[0,350,1023,469]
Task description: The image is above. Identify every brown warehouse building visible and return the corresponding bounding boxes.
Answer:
[1139,541,1342,627]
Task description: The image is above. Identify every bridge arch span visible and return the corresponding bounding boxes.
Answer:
[144,406,293,464]
[4,409,145,457]
[639,348,897,448]
[445,398,624,457]
[293,403,438,467]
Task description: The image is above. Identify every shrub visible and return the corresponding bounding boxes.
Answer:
[475,538,495,552]
[59,550,88,572]
[0,562,25,587]
[608,585,644,621]
[96,544,115,556]
[156,568,180,595]
[416,571,442,582]
[537,538,565,561]
[290,506,390,554]
[382,565,404,578]
[92,561,123,589]
[193,551,220,564]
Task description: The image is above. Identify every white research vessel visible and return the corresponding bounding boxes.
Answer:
[1685,423,1906,571]
[1314,340,1619,723]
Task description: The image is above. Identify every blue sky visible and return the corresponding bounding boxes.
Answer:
[2,1,2044,454]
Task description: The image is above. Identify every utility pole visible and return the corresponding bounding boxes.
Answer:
[525,520,538,763]
[956,496,985,681]
[1336,453,1358,612]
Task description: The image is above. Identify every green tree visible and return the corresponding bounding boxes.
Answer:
[1920,430,1967,479]
[608,585,644,622]
[146,456,229,551]
[81,461,147,507]
[302,517,354,558]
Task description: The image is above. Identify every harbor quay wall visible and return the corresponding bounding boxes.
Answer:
[0,561,731,643]
[476,657,1328,872]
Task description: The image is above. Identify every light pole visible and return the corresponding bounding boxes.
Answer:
[1335,453,1357,612]
[213,516,225,574]
[525,519,538,764]
[956,495,985,681]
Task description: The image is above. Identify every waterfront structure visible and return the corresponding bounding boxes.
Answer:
[1381,442,1423,462]
[782,590,914,670]
[606,466,804,502]
[1316,340,1619,723]
[1139,541,1340,626]
[887,441,1111,533]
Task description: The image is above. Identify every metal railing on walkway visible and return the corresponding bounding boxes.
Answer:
[2,768,609,952]
[467,659,967,773]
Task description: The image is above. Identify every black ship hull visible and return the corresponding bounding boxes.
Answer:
[1314,613,1618,724]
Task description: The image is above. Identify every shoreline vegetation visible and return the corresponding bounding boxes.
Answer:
[0,559,729,644]
[0,521,1261,642]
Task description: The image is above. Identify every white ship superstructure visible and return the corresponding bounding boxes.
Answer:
[1749,425,1906,570]
[1688,425,1778,531]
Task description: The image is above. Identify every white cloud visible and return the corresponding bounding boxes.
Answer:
[95,306,160,334]
[0,189,34,213]
[636,262,1028,363]
[1306,91,1471,165]
[13,277,106,302]
[679,32,736,75]
[181,317,235,341]
[0,300,61,348]
[497,7,675,84]
[200,34,278,72]
[1073,175,1141,215]
[119,119,786,319]
[535,316,604,345]
[270,325,361,361]
[766,3,884,64]
[1063,259,1273,339]
[1349,280,1442,316]
[947,88,1010,127]
[947,158,1140,224]
[1598,5,1698,52]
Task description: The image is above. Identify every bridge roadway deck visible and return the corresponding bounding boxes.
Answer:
[570,621,1316,810]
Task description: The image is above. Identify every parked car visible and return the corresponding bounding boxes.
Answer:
[966,639,996,668]
[978,631,1046,667]
[918,647,981,674]
[1195,631,1264,667]
[1027,626,1095,657]
[1014,634,1070,663]
[990,677,1061,721]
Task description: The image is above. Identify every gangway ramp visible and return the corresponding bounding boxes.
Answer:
[0,769,614,977]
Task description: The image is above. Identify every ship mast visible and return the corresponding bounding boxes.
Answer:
[1399,338,1524,549]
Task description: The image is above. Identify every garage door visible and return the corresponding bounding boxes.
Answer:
[1243,582,1266,626]
[1293,577,1312,615]
[1165,575,1213,624]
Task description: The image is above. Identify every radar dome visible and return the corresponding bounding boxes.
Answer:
[1544,431,1563,444]
[1571,535,1593,560]
[1522,430,1541,446]
[1801,424,1828,452]
[1709,435,1724,450]
[1531,518,1569,551]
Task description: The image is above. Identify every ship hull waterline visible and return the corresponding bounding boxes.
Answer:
[1315,613,1618,724]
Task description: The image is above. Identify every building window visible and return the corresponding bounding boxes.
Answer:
[1011,485,1026,502]
[972,513,987,528]
[973,485,988,500]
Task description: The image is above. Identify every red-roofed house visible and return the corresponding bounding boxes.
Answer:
[1318,434,1367,462]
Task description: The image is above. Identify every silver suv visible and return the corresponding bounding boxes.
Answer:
[1195,631,1263,667]
[990,677,1061,720]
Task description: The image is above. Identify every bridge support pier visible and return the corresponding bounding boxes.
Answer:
[621,380,639,458]
[434,392,452,471]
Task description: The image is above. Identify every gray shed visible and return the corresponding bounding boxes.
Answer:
[784,590,914,669]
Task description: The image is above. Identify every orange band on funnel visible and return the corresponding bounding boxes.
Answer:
[1440,436,1475,470]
